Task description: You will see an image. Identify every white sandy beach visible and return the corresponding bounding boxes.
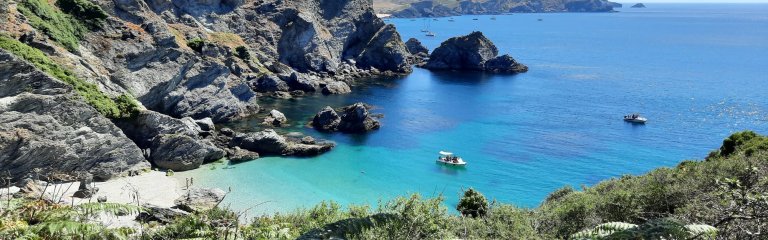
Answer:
[42,171,185,208]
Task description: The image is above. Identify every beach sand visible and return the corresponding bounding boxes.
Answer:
[42,171,184,208]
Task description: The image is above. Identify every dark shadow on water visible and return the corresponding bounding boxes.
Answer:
[428,70,523,84]
[434,162,468,175]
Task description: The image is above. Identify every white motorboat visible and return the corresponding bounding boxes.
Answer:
[426,32,436,37]
[437,151,467,166]
[623,114,648,124]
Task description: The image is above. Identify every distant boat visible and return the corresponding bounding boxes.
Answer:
[491,16,497,20]
[623,114,648,124]
[473,18,479,20]
[426,32,436,37]
[437,151,466,166]
[448,18,455,22]
[433,18,439,21]
[538,18,543,21]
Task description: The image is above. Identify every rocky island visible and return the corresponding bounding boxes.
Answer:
[631,3,647,8]
[423,32,528,73]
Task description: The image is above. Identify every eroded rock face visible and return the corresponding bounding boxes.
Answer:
[423,32,527,74]
[149,134,225,171]
[0,51,150,181]
[226,147,260,162]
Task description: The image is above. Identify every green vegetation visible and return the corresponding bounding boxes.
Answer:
[1,131,765,239]
[456,187,488,218]
[56,0,109,29]
[16,0,88,51]
[0,36,139,119]
[187,37,205,53]
[234,46,250,60]
[0,200,140,239]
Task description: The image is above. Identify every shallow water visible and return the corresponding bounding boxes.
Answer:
[176,4,768,215]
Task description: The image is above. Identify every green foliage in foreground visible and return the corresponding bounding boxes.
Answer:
[1,131,765,239]
[456,187,489,218]
[16,0,88,52]
[0,36,140,119]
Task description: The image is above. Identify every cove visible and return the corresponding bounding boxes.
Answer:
[175,4,768,215]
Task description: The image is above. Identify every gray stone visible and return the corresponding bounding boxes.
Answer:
[174,188,227,212]
[227,147,260,162]
[322,82,352,95]
[149,134,225,171]
[312,107,342,132]
[262,109,288,127]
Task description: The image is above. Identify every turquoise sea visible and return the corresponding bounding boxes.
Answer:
[176,4,768,215]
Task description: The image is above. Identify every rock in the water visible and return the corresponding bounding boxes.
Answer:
[484,54,529,73]
[322,82,352,95]
[354,24,412,73]
[301,136,316,144]
[338,103,382,133]
[311,103,380,133]
[424,31,499,71]
[230,129,334,156]
[174,188,227,212]
[631,3,646,8]
[262,109,288,127]
[312,107,342,132]
[254,75,290,92]
[226,147,260,162]
[230,129,290,155]
[0,50,149,181]
[405,38,429,55]
[150,134,225,171]
[423,32,527,74]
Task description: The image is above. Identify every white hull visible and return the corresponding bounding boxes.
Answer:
[437,158,467,166]
[624,117,647,123]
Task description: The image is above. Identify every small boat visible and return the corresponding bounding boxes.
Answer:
[623,114,648,124]
[472,18,479,20]
[491,16,497,20]
[448,18,455,22]
[426,32,436,37]
[437,151,467,166]
[538,18,543,21]
[433,18,439,21]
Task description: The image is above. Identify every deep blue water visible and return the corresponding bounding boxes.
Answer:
[176,4,768,215]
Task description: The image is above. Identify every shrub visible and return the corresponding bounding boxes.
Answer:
[456,188,489,218]
[187,37,205,53]
[56,0,109,29]
[234,46,250,60]
[114,94,141,119]
[16,0,88,51]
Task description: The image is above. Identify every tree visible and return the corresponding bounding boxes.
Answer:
[457,188,489,218]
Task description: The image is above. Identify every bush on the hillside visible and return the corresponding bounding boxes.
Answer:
[114,94,141,119]
[17,0,87,51]
[456,188,489,218]
[544,185,575,203]
[0,36,133,119]
[56,0,108,29]
[234,46,250,60]
[187,38,205,53]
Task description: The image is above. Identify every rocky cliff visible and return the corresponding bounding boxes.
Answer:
[0,0,407,178]
[0,50,150,180]
[388,0,620,18]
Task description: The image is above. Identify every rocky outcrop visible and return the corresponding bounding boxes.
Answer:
[484,55,529,73]
[312,103,381,133]
[262,109,287,127]
[114,110,227,171]
[423,32,527,74]
[230,129,335,156]
[174,188,227,212]
[0,51,149,181]
[136,204,190,224]
[149,134,225,171]
[226,147,260,162]
[406,38,429,55]
[631,3,646,8]
[390,0,619,17]
[322,82,352,95]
